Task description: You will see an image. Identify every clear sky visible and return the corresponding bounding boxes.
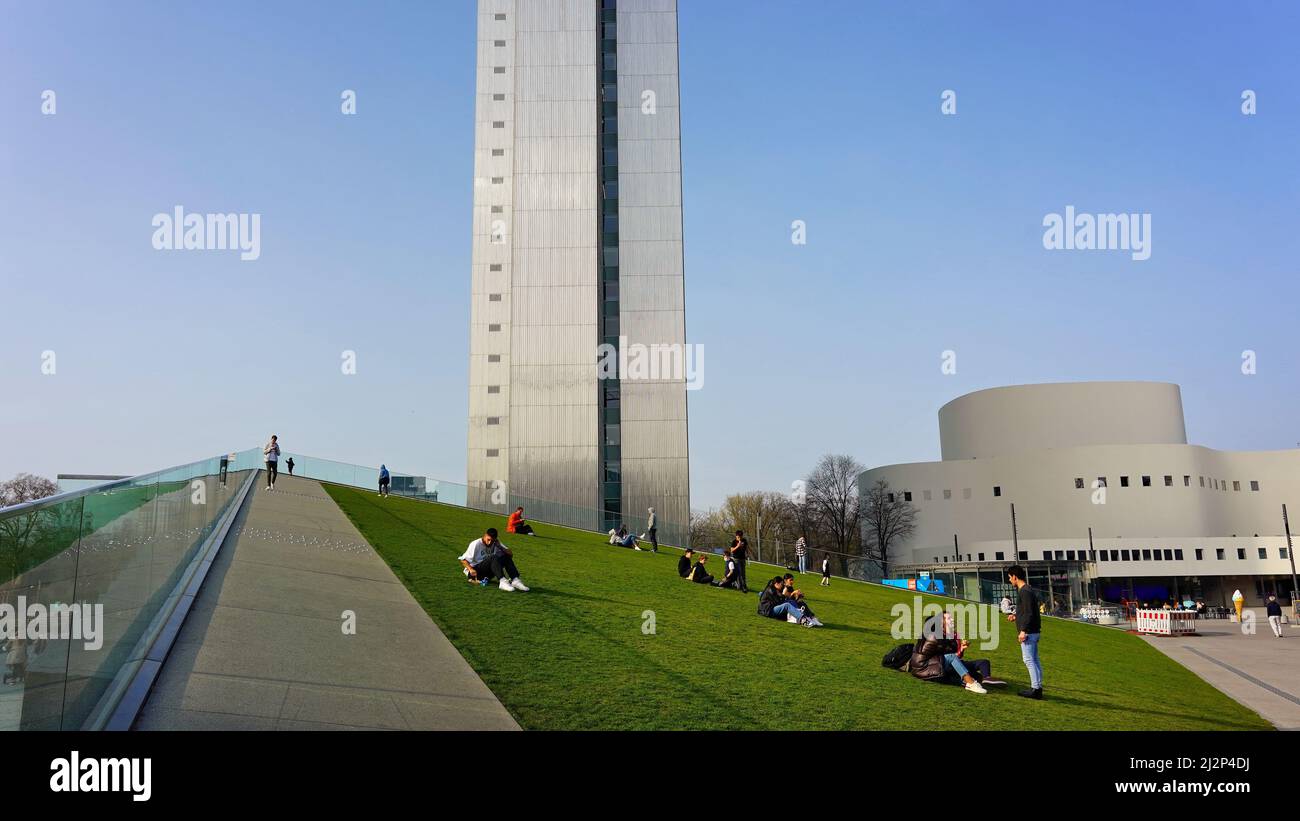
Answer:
[2,1,1298,510]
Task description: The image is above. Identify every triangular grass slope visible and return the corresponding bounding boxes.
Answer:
[325,484,1270,731]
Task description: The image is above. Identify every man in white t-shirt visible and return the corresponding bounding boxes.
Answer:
[459,528,529,592]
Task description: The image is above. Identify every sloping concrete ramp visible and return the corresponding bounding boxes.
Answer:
[135,474,518,730]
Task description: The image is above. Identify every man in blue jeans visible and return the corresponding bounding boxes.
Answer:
[1006,565,1043,700]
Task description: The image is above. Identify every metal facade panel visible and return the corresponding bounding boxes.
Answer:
[469,0,687,533]
[615,0,690,541]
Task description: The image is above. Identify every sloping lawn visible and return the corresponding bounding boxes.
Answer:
[324,484,1270,731]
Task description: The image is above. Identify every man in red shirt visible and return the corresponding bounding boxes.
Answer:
[507,506,536,536]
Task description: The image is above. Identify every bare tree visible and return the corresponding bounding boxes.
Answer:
[805,454,864,574]
[0,473,60,583]
[720,490,789,562]
[860,478,917,578]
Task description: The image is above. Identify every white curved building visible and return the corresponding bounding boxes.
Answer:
[859,382,1299,608]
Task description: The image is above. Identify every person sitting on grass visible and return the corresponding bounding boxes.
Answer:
[688,554,716,585]
[507,506,536,536]
[677,549,694,578]
[458,527,530,592]
[908,612,1001,695]
[780,574,823,627]
[757,576,814,625]
[608,525,640,549]
[717,549,740,589]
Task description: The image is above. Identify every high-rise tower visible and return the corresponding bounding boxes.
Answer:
[467,0,689,544]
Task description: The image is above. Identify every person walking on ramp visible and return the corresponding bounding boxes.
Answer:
[263,435,281,491]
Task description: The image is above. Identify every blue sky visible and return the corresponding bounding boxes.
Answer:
[2,0,1298,510]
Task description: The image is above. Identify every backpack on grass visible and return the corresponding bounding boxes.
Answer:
[881,643,913,670]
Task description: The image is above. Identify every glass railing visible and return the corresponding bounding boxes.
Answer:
[0,454,255,730]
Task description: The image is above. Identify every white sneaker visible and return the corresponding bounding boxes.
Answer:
[498,578,515,592]
[634,546,644,551]
[964,680,988,695]
[510,578,530,592]
[266,486,272,490]
[805,616,824,628]
[787,613,800,623]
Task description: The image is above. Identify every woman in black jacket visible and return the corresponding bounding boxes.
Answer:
[908,613,994,694]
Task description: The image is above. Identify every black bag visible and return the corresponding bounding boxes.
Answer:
[881,643,913,670]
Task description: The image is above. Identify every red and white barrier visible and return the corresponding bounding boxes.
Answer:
[1135,609,1197,636]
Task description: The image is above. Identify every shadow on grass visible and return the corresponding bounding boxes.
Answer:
[1041,692,1266,730]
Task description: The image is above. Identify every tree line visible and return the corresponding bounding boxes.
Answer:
[689,454,917,579]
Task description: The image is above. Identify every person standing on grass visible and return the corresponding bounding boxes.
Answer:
[820,554,831,586]
[1232,588,1245,623]
[378,464,391,497]
[458,528,529,592]
[640,507,658,553]
[1005,565,1043,699]
[263,435,280,491]
[731,530,750,593]
[795,535,808,574]
[1266,595,1284,638]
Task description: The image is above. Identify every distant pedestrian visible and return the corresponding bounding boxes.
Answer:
[731,530,750,593]
[378,464,391,497]
[263,435,280,490]
[286,457,295,475]
[640,507,659,553]
[795,535,808,574]
[1232,588,1245,623]
[1006,565,1043,700]
[1266,595,1284,638]
[820,555,831,586]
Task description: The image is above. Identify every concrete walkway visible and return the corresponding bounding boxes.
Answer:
[135,474,519,730]
[1142,609,1300,730]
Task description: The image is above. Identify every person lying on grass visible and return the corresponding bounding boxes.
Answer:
[907,611,1003,695]
[678,549,694,578]
[757,576,819,626]
[780,574,823,626]
[687,554,717,585]
[459,527,530,592]
[608,525,640,549]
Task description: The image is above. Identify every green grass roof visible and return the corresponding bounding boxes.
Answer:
[325,484,1270,731]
